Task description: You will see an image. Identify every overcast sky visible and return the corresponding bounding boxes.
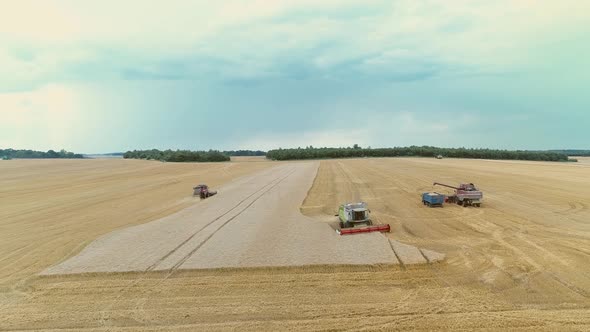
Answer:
[1,0,589,153]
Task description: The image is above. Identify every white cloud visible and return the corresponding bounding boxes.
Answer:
[0,84,83,149]
[1,1,588,151]
[1,0,588,91]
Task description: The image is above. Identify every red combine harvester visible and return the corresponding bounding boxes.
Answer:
[433,182,483,207]
[193,184,217,199]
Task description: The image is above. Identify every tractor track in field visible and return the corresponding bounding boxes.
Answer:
[144,167,296,272]
[166,168,297,272]
[99,167,298,328]
[96,165,309,327]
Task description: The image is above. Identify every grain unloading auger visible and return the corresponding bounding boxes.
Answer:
[336,202,391,235]
[433,182,483,207]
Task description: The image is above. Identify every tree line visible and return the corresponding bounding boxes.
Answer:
[0,148,84,159]
[123,149,230,162]
[223,150,266,156]
[265,146,574,162]
[549,150,590,156]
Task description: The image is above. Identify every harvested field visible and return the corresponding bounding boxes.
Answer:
[41,162,403,274]
[1,157,590,330]
[302,158,590,307]
[574,156,590,165]
[0,159,273,286]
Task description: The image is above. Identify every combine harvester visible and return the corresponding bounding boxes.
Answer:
[193,184,217,199]
[433,182,483,207]
[336,202,391,235]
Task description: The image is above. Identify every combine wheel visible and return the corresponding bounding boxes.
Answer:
[475,203,481,207]
[339,221,344,228]
[457,200,463,206]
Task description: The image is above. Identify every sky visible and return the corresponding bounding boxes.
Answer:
[1,0,589,153]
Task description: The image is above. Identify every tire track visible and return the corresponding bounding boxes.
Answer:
[97,166,298,328]
[145,166,295,272]
[547,272,590,299]
[168,168,297,272]
[129,167,299,324]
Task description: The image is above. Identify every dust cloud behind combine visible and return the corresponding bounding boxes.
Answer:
[1,157,589,330]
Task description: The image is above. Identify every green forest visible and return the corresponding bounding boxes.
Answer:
[549,150,590,156]
[123,149,230,162]
[223,150,266,156]
[0,149,84,159]
[265,146,574,162]
[3,147,579,163]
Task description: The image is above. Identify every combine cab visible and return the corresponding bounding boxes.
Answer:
[193,184,217,199]
[336,202,391,235]
[338,202,372,228]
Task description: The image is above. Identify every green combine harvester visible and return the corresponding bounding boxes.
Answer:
[336,202,391,235]
[338,202,373,228]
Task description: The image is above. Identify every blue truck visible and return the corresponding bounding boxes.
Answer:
[422,192,445,207]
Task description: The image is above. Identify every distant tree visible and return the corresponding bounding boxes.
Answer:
[123,149,230,162]
[0,148,84,159]
[549,150,590,156]
[223,150,266,156]
[265,146,572,162]
[46,150,59,158]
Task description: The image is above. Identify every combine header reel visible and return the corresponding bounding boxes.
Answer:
[337,224,391,235]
